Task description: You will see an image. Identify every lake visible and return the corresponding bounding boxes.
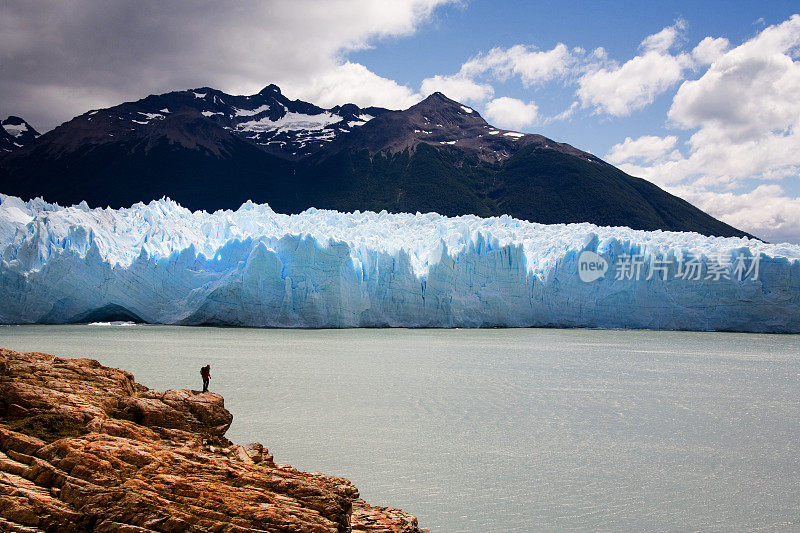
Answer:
[1,325,798,531]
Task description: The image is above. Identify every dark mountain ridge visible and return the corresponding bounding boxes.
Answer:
[0,85,751,239]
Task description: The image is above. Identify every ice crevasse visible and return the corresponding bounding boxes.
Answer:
[1,194,799,332]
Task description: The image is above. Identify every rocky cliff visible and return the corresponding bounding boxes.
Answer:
[0,348,424,532]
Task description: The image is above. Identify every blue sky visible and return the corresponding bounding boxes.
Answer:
[345,1,800,243]
[344,1,799,169]
[2,0,799,242]
[349,0,795,159]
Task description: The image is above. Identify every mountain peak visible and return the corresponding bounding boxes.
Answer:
[1,115,40,153]
[258,84,282,95]
[190,86,216,94]
[406,93,485,129]
[0,84,751,239]
[319,90,611,165]
[423,91,451,101]
[2,116,28,126]
[416,91,465,109]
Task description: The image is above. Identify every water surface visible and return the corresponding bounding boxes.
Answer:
[1,325,798,531]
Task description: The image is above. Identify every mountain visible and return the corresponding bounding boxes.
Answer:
[1,116,40,153]
[0,85,750,238]
[322,91,602,164]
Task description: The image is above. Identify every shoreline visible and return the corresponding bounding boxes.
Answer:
[0,348,426,532]
[3,322,799,335]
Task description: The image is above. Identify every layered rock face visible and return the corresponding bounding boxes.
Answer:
[0,348,423,532]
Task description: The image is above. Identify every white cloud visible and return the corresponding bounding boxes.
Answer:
[576,21,693,117]
[546,101,580,123]
[419,42,575,107]
[670,184,800,243]
[640,19,686,53]
[0,0,454,130]
[590,47,609,61]
[621,15,800,186]
[606,135,679,165]
[459,43,575,86]
[421,42,576,125]
[483,97,539,130]
[605,134,690,187]
[670,16,800,139]
[605,16,800,243]
[691,36,730,65]
[284,62,421,109]
[419,74,494,102]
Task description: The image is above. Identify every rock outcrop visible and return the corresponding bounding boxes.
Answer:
[0,348,424,532]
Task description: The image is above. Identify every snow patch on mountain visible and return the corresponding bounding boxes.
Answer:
[237,111,342,133]
[137,112,165,121]
[234,104,271,117]
[2,122,29,138]
[236,111,342,139]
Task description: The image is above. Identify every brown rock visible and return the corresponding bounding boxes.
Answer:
[0,348,424,532]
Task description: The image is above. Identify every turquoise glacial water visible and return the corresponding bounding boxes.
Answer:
[1,325,798,531]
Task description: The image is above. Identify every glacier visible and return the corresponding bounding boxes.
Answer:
[1,193,799,332]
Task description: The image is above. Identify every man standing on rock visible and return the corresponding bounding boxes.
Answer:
[201,364,211,393]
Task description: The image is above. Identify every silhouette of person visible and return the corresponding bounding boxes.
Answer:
[201,364,211,393]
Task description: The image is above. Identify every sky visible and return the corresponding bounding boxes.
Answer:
[1,0,800,243]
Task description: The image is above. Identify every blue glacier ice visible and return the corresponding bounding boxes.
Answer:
[1,194,799,332]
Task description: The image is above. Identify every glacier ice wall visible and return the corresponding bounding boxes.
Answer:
[1,194,799,332]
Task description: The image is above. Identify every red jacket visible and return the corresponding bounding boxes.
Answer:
[201,366,210,379]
